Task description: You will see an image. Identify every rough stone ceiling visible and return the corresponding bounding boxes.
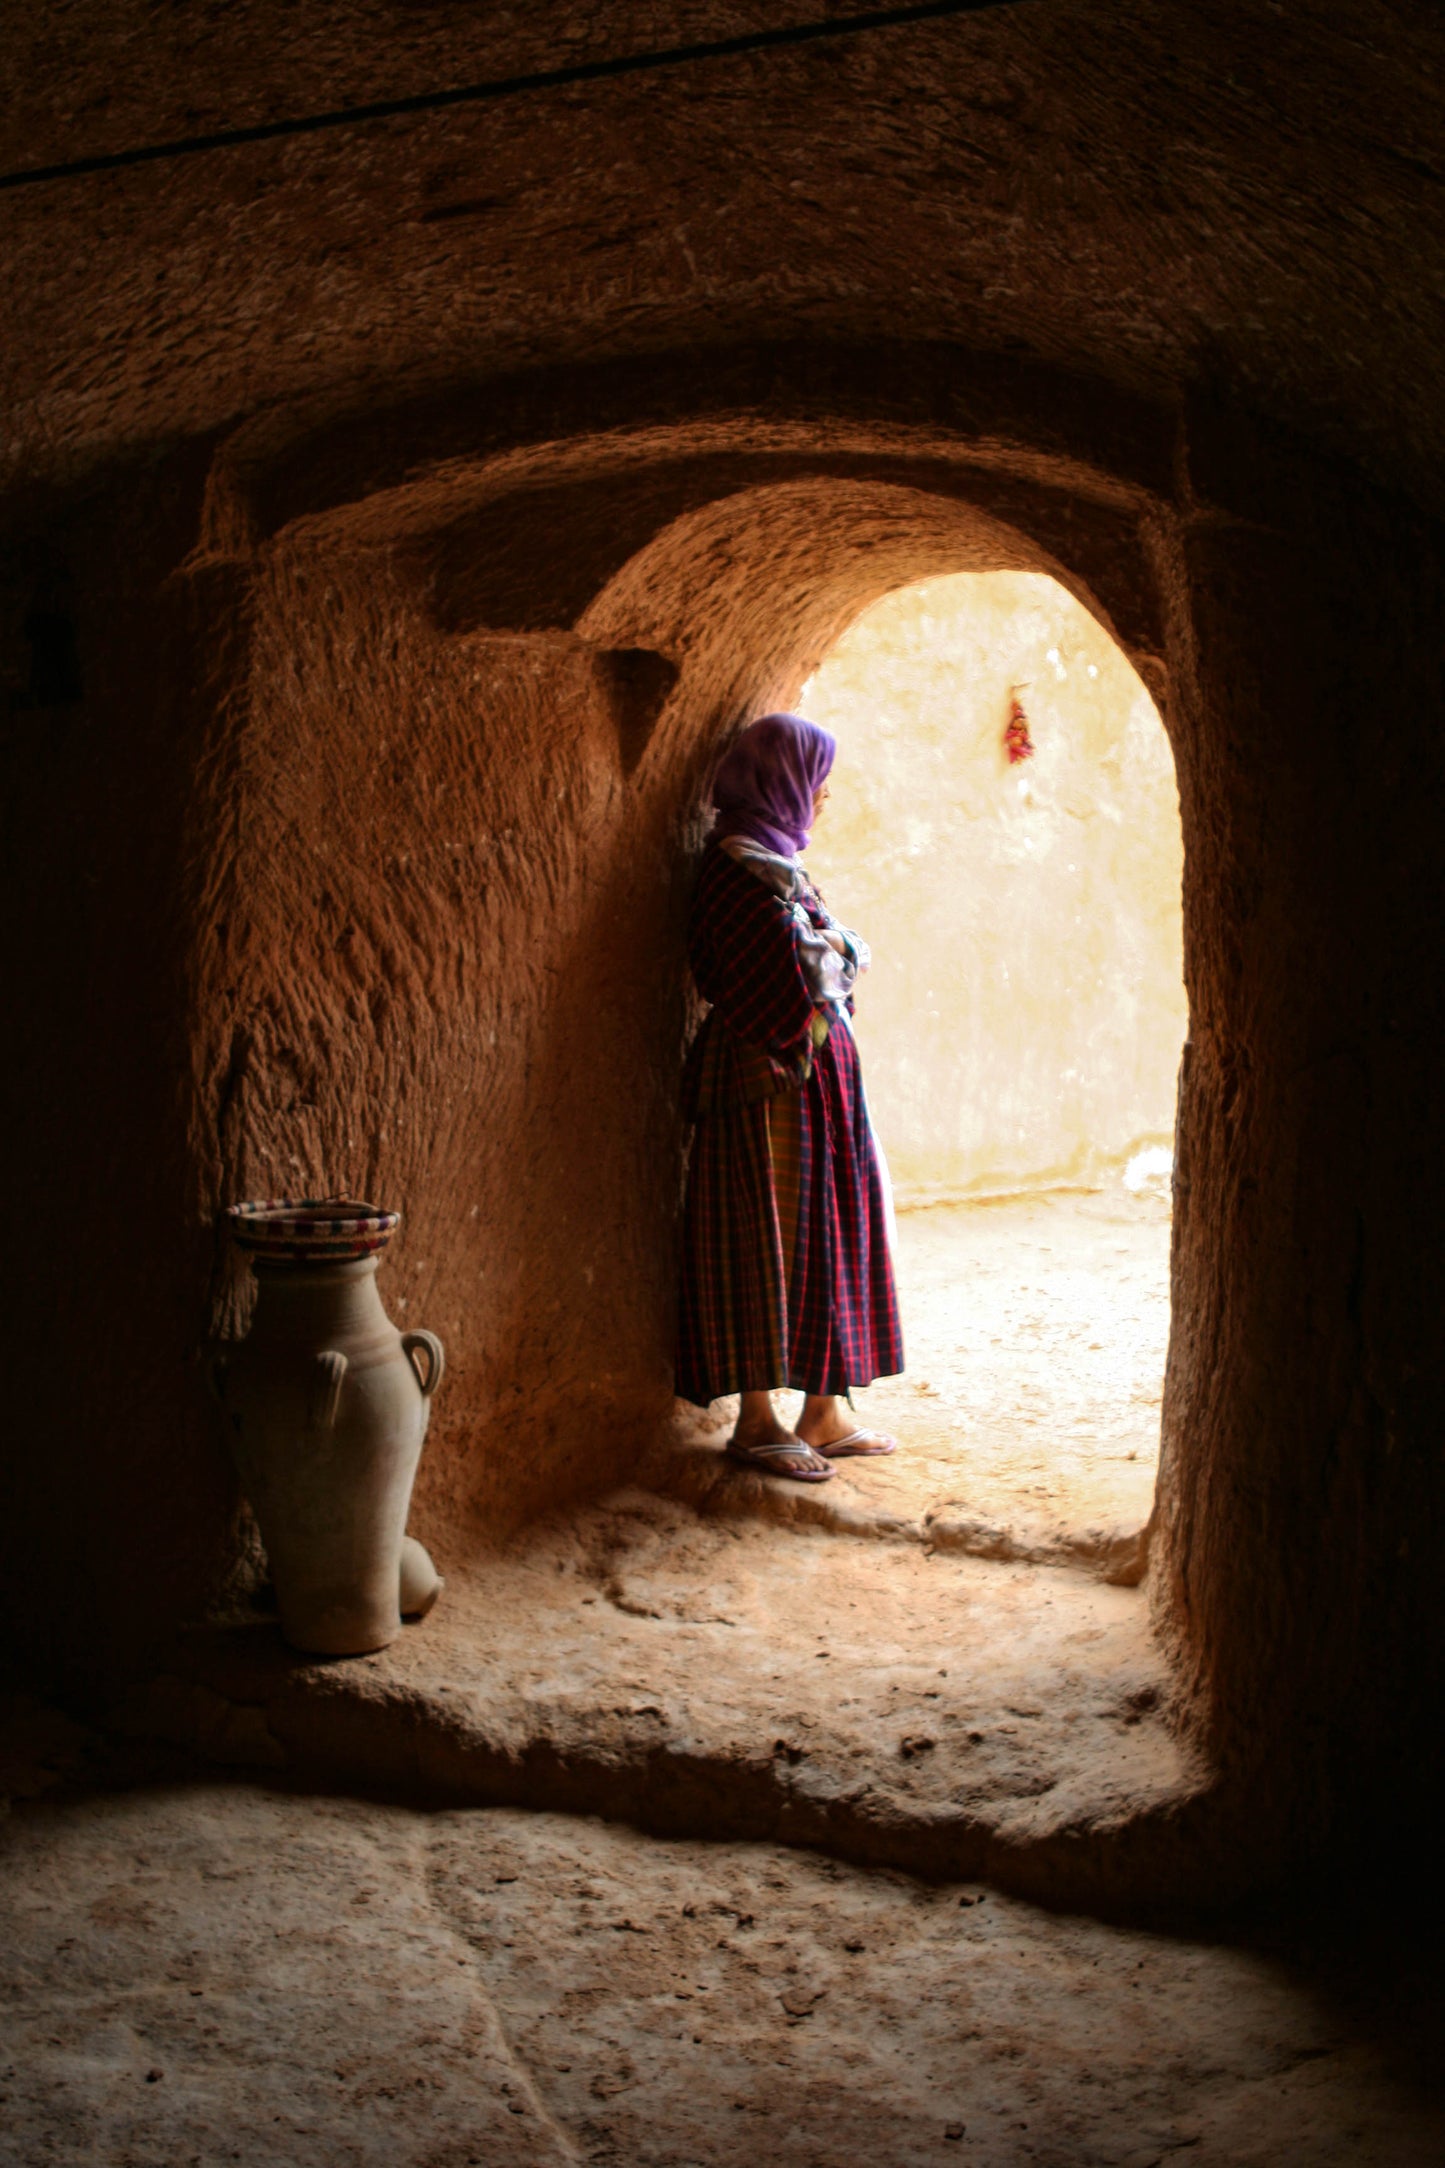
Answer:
[2,1,1443,507]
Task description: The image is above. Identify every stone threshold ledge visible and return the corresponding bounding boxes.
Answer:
[110,1491,1238,1915]
[644,1435,1152,1586]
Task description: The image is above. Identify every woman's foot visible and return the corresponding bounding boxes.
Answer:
[727,1392,835,1482]
[795,1394,899,1459]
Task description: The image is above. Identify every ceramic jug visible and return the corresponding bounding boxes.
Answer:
[214,1245,444,1656]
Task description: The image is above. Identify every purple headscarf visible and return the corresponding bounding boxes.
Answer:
[711,713,837,859]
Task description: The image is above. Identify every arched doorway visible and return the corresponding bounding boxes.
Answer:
[798,570,1185,1556]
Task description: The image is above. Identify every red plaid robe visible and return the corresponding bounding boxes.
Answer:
[676,839,904,1405]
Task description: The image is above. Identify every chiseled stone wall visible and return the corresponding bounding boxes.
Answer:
[190,538,691,1559]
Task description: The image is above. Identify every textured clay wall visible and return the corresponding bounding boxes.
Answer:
[1154,415,1445,1853]
[191,544,691,1553]
[0,458,241,1684]
[802,572,1184,1203]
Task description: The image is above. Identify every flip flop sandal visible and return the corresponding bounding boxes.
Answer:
[815,1429,898,1459]
[725,1437,836,1483]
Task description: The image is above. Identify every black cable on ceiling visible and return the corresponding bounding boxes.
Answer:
[0,0,1027,195]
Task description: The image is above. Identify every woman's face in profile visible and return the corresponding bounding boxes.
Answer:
[812,780,831,826]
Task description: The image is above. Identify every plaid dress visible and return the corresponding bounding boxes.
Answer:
[676,839,904,1405]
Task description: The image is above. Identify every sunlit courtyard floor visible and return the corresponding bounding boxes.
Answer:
[672,1186,1171,1562]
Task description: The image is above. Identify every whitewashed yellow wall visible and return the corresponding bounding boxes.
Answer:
[801,572,1186,1203]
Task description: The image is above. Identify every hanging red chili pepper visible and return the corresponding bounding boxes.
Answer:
[1004,690,1034,765]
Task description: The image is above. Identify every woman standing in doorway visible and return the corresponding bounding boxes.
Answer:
[677,712,904,1481]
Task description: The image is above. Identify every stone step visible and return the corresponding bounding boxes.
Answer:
[113,1493,1238,1912]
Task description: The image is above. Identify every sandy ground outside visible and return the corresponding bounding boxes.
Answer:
[686,1186,1171,1547]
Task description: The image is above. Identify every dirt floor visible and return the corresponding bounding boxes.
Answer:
[1,1768,1441,2168]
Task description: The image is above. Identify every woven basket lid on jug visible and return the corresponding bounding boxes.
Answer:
[228,1197,400,1265]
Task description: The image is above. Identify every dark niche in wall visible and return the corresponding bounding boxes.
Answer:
[595,644,680,774]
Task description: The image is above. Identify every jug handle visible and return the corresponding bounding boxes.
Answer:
[402,1329,445,1399]
[308,1349,349,1432]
